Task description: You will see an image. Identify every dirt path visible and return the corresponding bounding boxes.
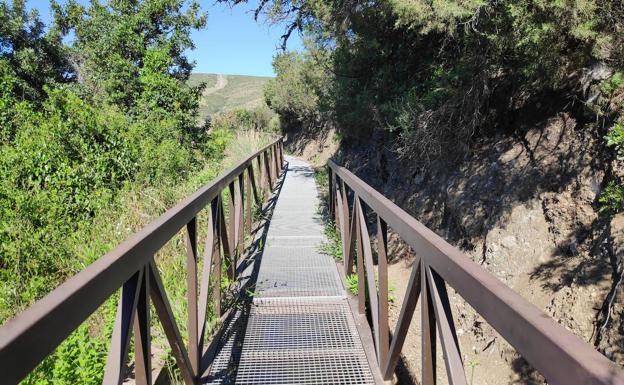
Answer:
[203,74,228,95]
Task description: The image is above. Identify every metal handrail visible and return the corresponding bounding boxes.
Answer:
[328,159,624,385]
[0,138,285,385]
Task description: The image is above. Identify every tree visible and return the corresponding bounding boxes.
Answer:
[52,0,207,124]
[0,0,72,101]
[239,0,624,162]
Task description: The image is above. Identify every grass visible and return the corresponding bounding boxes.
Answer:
[468,359,480,385]
[314,166,344,262]
[319,223,343,261]
[343,271,396,302]
[188,73,273,122]
[312,167,397,304]
[223,130,274,167]
[346,274,359,296]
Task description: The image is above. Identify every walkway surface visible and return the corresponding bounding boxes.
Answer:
[204,156,375,384]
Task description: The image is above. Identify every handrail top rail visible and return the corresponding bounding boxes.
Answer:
[328,158,624,385]
[0,138,283,383]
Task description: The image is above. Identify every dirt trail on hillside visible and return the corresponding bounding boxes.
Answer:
[203,74,228,95]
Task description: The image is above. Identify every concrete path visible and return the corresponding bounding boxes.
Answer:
[204,156,375,384]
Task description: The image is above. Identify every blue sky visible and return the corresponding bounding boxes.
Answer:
[191,1,303,76]
[29,0,303,77]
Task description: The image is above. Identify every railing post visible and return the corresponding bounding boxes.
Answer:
[426,268,467,384]
[198,198,219,365]
[377,215,389,371]
[271,146,277,181]
[328,166,335,219]
[354,196,365,315]
[334,178,345,253]
[334,181,341,230]
[248,164,260,205]
[357,198,384,366]
[346,184,357,274]
[214,198,224,318]
[274,143,280,176]
[133,266,151,385]
[257,155,265,196]
[237,174,245,258]
[421,261,436,385]
[185,217,199,380]
[279,139,284,168]
[149,262,195,385]
[245,167,253,239]
[264,150,273,191]
[342,180,351,272]
[227,182,237,278]
[382,260,421,380]
[103,270,143,385]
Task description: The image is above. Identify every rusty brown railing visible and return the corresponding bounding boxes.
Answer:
[0,138,284,385]
[328,159,624,385]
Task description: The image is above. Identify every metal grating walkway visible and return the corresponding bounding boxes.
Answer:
[203,157,375,385]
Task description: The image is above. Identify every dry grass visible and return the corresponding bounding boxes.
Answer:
[188,73,272,122]
[223,130,276,167]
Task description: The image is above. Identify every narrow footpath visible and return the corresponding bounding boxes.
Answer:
[204,156,375,384]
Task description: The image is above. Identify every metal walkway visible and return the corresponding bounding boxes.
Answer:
[204,157,375,384]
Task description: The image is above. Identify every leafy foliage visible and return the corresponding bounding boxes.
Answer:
[22,303,114,385]
[601,120,624,213]
[249,0,624,163]
[0,1,217,383]
[52,0,205,112]
[599,181,624,214]
[0,1,285,384]
[264,48,333,133]
[210,105,280,133]
[1,0,210,321]
[346,274,359,296]
[605,122,624,152]
[319,224,342,261]
[0,0,72,101]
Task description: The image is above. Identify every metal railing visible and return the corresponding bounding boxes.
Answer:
[0,138,284,385]
[328,159,624,385]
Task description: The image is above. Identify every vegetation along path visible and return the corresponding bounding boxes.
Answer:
[204,156,375,384]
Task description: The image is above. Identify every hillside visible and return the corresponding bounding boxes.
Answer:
[188,73,272,122]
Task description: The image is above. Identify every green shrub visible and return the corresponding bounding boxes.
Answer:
[601,121,624,214]
[599,181,624,214]
[210,105,279,133]
[346,274,359,296]
[21,325,106,385]
[252,0,624,163]
[320,224,343,261]
[605,122,624,150]
[0,2,245,384]
[21,299,116,385]
[601,72,624,96]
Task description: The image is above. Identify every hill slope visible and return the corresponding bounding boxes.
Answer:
[188,73,272,121]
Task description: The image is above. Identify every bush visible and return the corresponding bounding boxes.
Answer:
[210,105,280,133]
[21,298,116,385]
[605,122,624,152]
[599,181,624,214]
[0,0,211,323]
[264,49,333,134]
